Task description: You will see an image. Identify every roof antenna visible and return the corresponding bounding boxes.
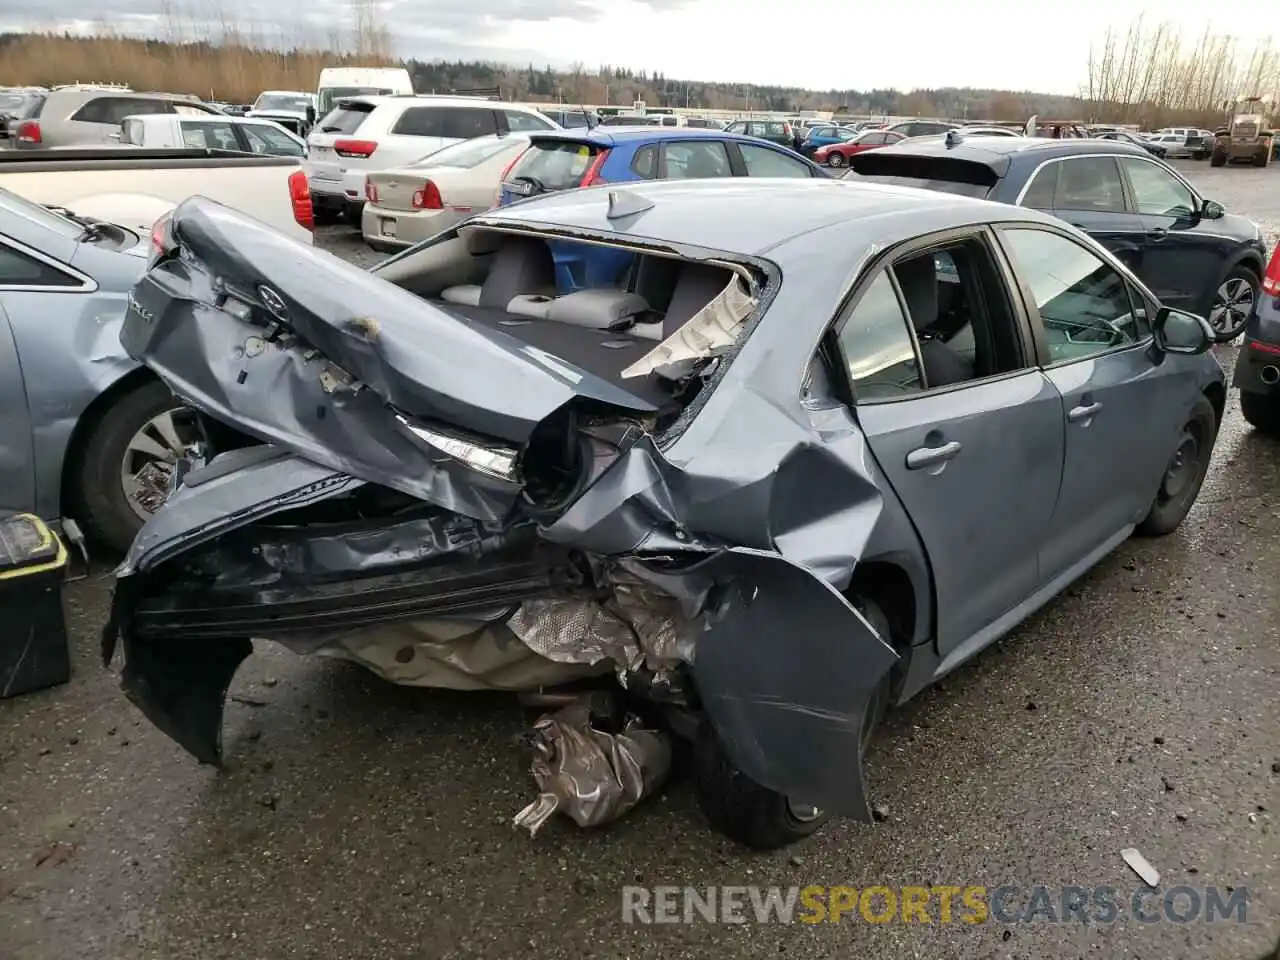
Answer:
[607,189,655,220]
[580,100,596,130]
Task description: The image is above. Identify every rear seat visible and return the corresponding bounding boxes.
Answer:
[438,237,729,353]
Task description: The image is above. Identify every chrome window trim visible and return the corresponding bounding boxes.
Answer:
[1012,151,1202,208]
[0,233,98,292]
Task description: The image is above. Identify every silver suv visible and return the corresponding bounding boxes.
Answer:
[11,87,222,149]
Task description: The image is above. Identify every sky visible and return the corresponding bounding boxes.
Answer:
[1,0,1275,95]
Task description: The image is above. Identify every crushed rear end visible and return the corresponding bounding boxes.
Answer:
[104,196,900,837]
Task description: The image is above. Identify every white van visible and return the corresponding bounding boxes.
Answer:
[316,67,413,117]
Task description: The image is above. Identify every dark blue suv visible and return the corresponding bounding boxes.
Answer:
[496,128,827,293]
[1233,245,1280,435]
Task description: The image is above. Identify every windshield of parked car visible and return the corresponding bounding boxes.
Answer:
[412,135,526,169]
[253,93,313,113]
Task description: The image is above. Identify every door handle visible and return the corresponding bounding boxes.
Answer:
[1068,401,1103,422]
[906,440,962,470]
[1147,228,1168,241]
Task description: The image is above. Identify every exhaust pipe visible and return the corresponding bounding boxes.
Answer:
[1261,365,1280,386]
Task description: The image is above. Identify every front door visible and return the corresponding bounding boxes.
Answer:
[997,225,1180,581]
[1117,155,1225,316]
[1019,155,1149,277]
[832,241,1066,654]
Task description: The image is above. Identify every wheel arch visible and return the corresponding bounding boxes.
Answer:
[1202,379,1226,427]
[846,558,924,703]
[58,366,159,519]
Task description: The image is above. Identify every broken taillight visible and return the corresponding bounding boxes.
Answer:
[148,211,176,267]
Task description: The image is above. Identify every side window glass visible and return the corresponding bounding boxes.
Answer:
[391,107,443,138]
[1052,157,1126,213]
[663,141,731,179]
[438,108,497,140]
[738,143,812,177]
[1120,158,1196,218]
[836,271,924,401]
[1001,227,1149,364]
[241,124,304,156]
[0,244,81,287]
[180,121,240,150]
[630,145,658,179]
[1020,164,1058,209]
[504,109,554,132]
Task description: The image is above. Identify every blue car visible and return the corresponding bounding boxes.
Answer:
[496,127,827,293]
[1233,244,1280,435]
[798,122,858,157]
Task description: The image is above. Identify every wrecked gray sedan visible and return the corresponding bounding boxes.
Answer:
[103,178,1224,849]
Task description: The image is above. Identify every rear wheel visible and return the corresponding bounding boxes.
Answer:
[70,379,199,553]
[1208,268,1259,342]
[827,153,845,168]
[1135,395,1217,537]
[1240,391,1280,437]
[1210,148,1227,167]
[693,597,893,850]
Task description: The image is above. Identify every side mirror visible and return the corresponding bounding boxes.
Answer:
[1153,306,1215,355]
[1200,199,1225,220]
[306,105,316,124]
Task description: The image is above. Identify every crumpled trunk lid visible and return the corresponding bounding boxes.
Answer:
[122,197,658,524]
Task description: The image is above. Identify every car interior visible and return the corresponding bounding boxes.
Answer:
[378,229,754,422]
[888,241,1025,389]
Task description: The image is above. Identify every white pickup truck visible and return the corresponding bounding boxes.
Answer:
[0,146,314,243]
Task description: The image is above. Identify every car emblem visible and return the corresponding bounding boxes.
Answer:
[258,285,289,320]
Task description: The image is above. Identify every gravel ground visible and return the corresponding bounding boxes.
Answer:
[0,162,1277,960]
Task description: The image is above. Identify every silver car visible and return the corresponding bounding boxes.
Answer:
[0,188,191,549]
[11,88,222,149]
[106,180,1223,849]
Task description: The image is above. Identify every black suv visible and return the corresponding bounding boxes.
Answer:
[845,137,1267,340]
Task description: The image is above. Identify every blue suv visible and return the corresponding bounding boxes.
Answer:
[496,127,827,293]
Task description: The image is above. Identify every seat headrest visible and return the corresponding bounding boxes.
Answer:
[894,254,938,331]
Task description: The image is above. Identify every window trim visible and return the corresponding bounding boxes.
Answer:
[991,221,1158,370]
[1013,151,1202,211]
[0,234,96,292]
[824,224,1040,406]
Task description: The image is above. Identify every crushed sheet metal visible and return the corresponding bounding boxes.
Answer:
[512,694,672,836]
[1120,848,1161,887]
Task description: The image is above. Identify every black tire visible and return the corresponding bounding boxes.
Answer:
[1209,267,1260,342]
[693,597,893,850]
[70,379,192,553]
[1210,149,1227,167]
[1240,391,1280,437]
[827,153,844,168]
[1135,395,1218,537]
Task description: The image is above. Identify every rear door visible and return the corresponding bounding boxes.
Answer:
[381,106,499,167]
[833,228,1065,656]
[997,224,1177,579]
[1017,155,1150,276]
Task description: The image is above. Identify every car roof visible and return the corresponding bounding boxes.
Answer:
[524,127,792,147]
[475,177,1064,259]
[862,135,1154,173]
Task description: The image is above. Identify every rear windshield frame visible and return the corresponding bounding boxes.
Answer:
[317,101,375,135]
[506,139,601,191]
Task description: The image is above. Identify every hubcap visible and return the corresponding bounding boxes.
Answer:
[1162,426,1201,501]
[1208,277,1255,336]
[119,407,199,520]
[829,155,843,167]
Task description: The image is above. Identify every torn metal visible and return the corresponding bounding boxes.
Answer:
[512,693,673,836]
[104,196,904,826]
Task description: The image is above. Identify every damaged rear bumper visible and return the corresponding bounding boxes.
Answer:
[106,454,898,818]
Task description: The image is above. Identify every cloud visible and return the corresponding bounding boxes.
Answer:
[0,0,696,68]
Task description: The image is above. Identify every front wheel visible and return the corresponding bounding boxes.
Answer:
[1210,149,1227,167]
[693,597,893,850]
[1208,268,1260,342]
[1135,395,1218,537]
[70,380,200,552]
[1240,391,1280,437]
[827,153,844,168]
